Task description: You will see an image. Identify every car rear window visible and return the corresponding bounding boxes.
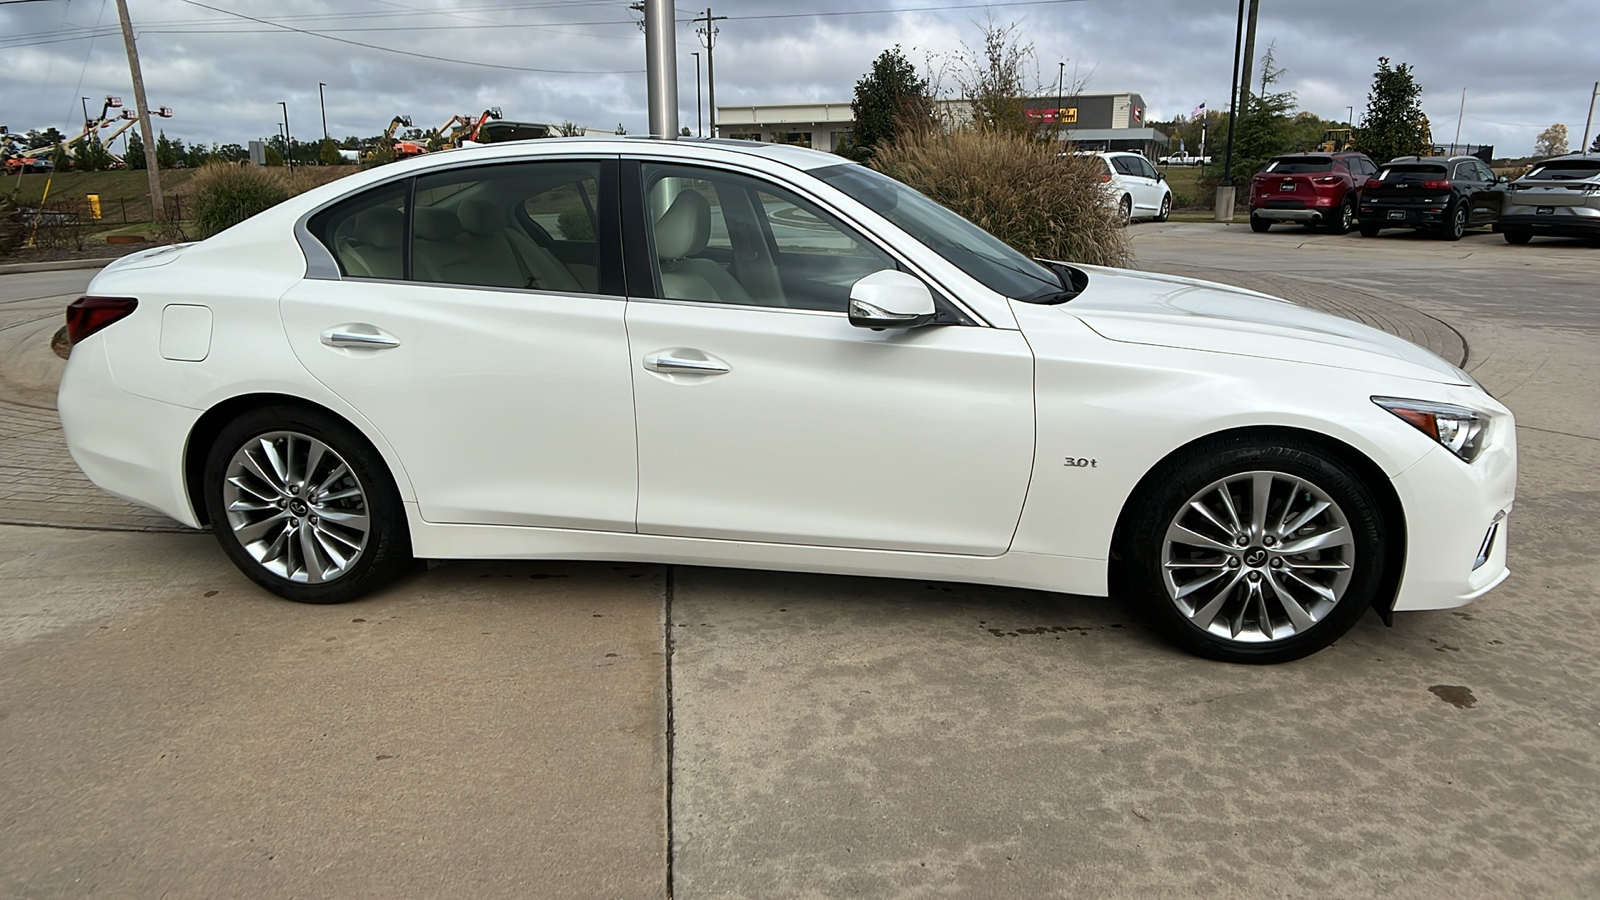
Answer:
[1375,163,1448,181]
[1524,160,1600,180]
[1263,157,1333,174]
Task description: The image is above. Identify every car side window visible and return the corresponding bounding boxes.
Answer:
[412,160,604,294]
[1452,161,1478,183]
[641,162,894,313]
[1475,162,1497,182]
[311,183,408,280]
[1111,157,1137,177]
[1135,157,1158,180]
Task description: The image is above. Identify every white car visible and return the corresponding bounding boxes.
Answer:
[1085,150,1173,223]
[58,137,1515,663]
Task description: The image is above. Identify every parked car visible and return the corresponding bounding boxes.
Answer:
[1249,152,1375,234]
[1158,152,1211,167]
[1494,153,1600,245]
[1358,156,1508,240]
[58,137,1515,663]
[1080,150,1173,223]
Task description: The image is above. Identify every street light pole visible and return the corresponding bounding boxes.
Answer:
[692,52,703,137]
[279,101,291,170]
[318,82,329,142]
[1582,82,1599,156]
[1057,61,1065,141]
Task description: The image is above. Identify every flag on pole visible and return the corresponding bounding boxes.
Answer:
[1192,102,1207,119]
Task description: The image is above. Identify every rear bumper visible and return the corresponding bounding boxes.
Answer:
[1250,206,1332,224]
[1494,213,1600,237]
[1358,203,1447,229]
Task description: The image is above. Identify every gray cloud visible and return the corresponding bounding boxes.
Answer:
[2,0,1594,156]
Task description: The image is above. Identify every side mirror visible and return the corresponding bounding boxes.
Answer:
[1156,172,1166,183]
[848,270,936,330]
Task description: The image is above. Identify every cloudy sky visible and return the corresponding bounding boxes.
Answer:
[3,0,1596,156]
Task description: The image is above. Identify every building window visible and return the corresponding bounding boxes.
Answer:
[728,132,763,142]
[774,132,812,148]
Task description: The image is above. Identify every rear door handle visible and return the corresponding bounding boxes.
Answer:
[321,325,400,349]
[644,351,730,375]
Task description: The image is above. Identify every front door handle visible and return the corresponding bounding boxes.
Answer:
[321,325,400,350]
[644,350,730,375]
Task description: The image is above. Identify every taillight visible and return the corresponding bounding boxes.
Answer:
[65,296,139,345]
[1421,179,1452,190]
[1100,173,1112,183]
[1313,176,1340,185]
[1365,178,1383,188]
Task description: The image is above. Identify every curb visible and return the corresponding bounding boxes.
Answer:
[0,258,117,275]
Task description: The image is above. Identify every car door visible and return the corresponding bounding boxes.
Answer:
[1472,160,1506,223]
[622,159,1035,556]
[1113,156,1155,214]
[1132,155,1165,213]
[280,157,640,531]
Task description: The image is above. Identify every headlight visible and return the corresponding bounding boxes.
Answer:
[1372,397,1489,462]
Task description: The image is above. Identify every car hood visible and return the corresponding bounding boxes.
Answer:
[1058,266,1468,385]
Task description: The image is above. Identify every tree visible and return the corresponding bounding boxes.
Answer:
[955,21,1036,139]
[850,45,934,161]
[155,131,178,169]
[1591,132,1600,154]
[557,121,584,137]
[125,131,146,169]
[1353,57,1429,165]
[1534,123,1568,158]
[614,123,627,135]
[72,133,114,171]
[215,143,248,163]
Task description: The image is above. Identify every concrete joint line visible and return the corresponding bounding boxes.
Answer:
[664,564,678,900]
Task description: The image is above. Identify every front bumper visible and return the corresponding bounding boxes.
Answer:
[1387,422,1518,612]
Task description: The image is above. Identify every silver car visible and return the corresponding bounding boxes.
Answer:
[1495,153,1600,245]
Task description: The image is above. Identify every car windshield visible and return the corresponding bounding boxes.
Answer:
[1524,160,1600,180]
[810,163,1070,303]
[1264,157,1333,174]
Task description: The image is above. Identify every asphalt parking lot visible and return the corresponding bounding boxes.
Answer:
[2,222,1598,898]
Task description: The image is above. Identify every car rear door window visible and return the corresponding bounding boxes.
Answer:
[310,183,409,281]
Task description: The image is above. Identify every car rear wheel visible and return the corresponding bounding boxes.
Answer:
[1326,199,1355,235]
[1250,215,1271,233]
[1119,195,1133,226]
[203,405,411,604]
[1439,204,1468,241]
[1359,223,1381,238]
[1117,436,1386,663]
[1503,229,1532,245]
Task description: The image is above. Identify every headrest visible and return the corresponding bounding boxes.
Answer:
[413,207,461,242]
[458,199,508,235]
[354,207,403,250]
[653,190,710,260]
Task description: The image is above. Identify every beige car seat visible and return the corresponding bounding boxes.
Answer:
[340,206,405,279]
[653,191,753,304]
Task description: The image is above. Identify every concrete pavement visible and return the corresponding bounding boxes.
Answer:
[4,227,1600,897]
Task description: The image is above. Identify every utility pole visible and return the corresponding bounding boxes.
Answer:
[692,52,703,137]
[1056,61,1065,140]
[279,101,292,170]
[643,0,678,139]
[695,8,726,138]
[318,82,329,142]
[114,0,164,221]
[1218,0,1246,222]
[1583,82,1599,156]
[1237,0,1261,109]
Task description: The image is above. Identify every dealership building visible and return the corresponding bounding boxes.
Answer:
[715,91,1171,157]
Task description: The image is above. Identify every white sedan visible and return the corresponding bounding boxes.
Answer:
[58,137,1515,663]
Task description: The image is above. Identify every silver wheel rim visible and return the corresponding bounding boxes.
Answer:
[222,431,370,584]
[1121,196,1132,224]
[1342,203,1353,230]
[1160,196,1170,218]
[1162,470,1354,643]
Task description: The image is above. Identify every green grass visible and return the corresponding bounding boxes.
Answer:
[5,169,198,207]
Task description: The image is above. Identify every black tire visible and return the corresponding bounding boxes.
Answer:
[1155,193,1171,222]
[1326,199,1355,235]
[1359,223,1382,238]
[1249,215,1271,233]
[203,405,411,604]
[1119,195,1133,226]
[1116,435,1388,664]
[1503,229,1532,245]
[1439,203,1467,241]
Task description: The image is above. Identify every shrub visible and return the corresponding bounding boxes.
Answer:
[556,207,595,241]
[187,163,293,239]
[0,192,24,257]
[871,129,1132,268]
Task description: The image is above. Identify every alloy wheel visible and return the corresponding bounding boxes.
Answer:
[1161,470,1354,643]
[221,431,371,583]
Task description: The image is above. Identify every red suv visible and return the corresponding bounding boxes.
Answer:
[1249,151,1376,235]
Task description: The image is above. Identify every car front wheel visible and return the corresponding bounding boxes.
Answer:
[1117,436,1387,663]
[1156,194,1171,222]
[203,406,411,604]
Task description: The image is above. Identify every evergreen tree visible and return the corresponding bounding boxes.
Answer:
[1591,132,1600,154]
[1353,57,1429,164]
[72,133,114,171]
[155,130,178,169]
[319,138,343,165]
[124,131,146,169]
[850,45,933,162]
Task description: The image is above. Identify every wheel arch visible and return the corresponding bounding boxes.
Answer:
[184,392,405,527]
[1109,424,1407,623]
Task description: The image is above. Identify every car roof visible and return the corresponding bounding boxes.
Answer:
[429,134,847,172]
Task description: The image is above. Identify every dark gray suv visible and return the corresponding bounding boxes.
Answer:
[1495,154,1600,245]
